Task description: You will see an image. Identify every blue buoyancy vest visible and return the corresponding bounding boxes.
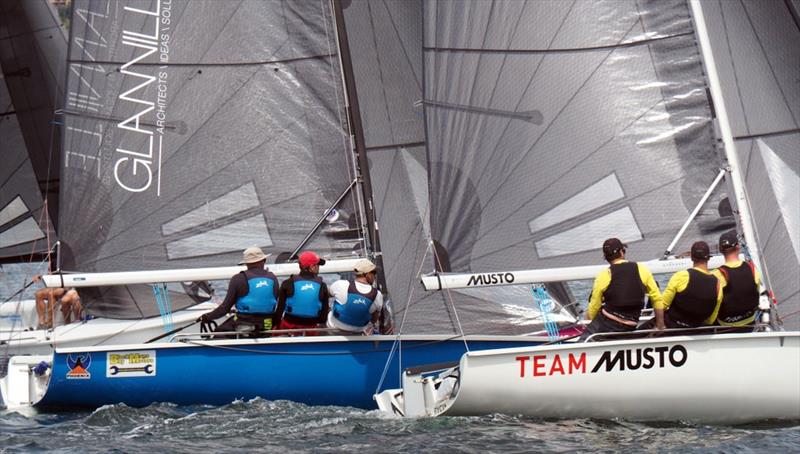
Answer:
[236,273,278,315]
[285,277,323,319]
[333,281,378,327]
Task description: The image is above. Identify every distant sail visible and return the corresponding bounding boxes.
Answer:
[698,0,800,328]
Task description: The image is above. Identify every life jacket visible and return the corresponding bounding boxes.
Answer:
[602,262,646,321]
[285,276,323,319]
[667,269,718,327]
[332,281,378,328]
[235,271,278,315]
[717,261,759,323]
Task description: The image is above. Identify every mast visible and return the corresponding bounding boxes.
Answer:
[330,0,389,295]
[688,0,765,277]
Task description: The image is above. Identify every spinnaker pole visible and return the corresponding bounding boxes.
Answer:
[330,0,389,296]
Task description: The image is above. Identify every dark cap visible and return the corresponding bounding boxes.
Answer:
[690,241,711,261]
[602,238,626,259]
[718,231,739,252]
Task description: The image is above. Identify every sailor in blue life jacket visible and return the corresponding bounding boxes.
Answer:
[579,238,665,341]
[658,241,722,330]
[198,246,279,337]
[274,251,330,335]
[712,231,762,329]
[326,258,384,335]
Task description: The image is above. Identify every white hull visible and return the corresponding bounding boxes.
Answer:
[377,332,800,424]
[0,302,215,356]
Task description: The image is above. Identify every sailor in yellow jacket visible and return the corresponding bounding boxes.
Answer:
[661,241,722,329]
[580,238,664,341]
[711,231,762,327]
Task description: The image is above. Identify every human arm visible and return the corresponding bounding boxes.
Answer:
[640,264,666,329]
[586,270,610,320]
[273,277,292,328]
[201,273,244,321]
[316,282,330,324]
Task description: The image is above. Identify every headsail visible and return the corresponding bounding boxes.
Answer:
[695,0,800,328]
[0,0,65,264]
[418,0,731,331]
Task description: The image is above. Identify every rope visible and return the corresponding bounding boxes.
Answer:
[430,241,470,354]
[532,285,560,341]
[152,284,175,332]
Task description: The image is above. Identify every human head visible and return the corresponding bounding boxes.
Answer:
[690,241,711,264]
[298,251,326,273]
[239,246,270,268]
[602,238,626,262]
[354,259,377,284]
[718,231,740,257]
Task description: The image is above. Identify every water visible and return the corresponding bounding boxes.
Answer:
[1,400,797,453]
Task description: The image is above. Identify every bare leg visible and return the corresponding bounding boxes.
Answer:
[60,290,81,324]
[35,288,51,329]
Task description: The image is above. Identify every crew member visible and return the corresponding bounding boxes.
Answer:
[580,238,664,341]
[712,231,761,327]
[198,246,278,337]
[275,251,330,335]
[660,241,722,329]
[32,275,83,329]
[326,258,383,335]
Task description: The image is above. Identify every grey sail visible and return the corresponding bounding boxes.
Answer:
[61,0,365,316]
[0,0,65,264]
[697,0,800,329]
[420,0,732,331]
[343,0,575,334]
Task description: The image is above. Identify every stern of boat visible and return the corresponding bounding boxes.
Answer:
[0,355,52,409]
[375,359,463,417]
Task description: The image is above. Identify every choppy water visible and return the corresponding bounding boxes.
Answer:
[1,399,798,453]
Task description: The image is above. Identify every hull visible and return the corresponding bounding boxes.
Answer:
[12,335,545,409]
[0,303,215,356]
[398,332,800,423]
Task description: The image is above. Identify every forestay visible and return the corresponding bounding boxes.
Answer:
[60,0,366,317]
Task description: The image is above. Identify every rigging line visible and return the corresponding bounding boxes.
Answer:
[475,16,645,214]
[0,109,16,117]
[468,0,577,193]
[65,54,335,67]
[423,32,693,55]
[738,0,800,128]
[735,128,800,141]
[380,0,422,92]
[430,239,469,352]
[786,0,800,32]
[472,97,665,246]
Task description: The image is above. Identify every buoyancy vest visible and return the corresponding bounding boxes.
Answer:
[235,271,278,315]
[667,269,718,326]
[717,261,759,323]
[332,281,378,328]
[602,262,646,321]
[285,276,323,319]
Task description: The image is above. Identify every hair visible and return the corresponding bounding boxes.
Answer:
[604,248,624,262]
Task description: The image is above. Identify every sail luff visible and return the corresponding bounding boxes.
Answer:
[688,0,764,278]
[331,0,389,295]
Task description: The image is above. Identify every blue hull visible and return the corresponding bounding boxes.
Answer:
[40,336,543,409]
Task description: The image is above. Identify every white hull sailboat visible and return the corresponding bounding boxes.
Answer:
[376,331,800,423]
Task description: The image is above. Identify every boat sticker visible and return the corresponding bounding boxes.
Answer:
[66,353,92,379]
[106,350,157,378]
[516,344,688,378]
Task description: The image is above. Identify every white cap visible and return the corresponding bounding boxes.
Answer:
[238,246,270,265]
[354,259,377,275]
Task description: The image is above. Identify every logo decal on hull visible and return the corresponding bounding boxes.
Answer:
[515,344,688,378]
[107,350,157,378]
[66,353,92,379]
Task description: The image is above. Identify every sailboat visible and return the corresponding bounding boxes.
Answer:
[0,0,218,358]
[1,0,573,410]
[374,0,800,423]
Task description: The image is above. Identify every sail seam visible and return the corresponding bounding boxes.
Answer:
[422,32,693,54]
[65,54,335,67]
[734,128,800,141]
